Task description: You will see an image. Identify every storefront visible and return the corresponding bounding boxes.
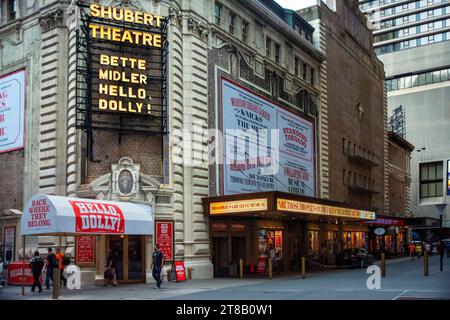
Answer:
[20,194,154,285]
[203,191,376,277]
[364,216,407,257]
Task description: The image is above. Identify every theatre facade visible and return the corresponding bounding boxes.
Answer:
[0,0,389,283]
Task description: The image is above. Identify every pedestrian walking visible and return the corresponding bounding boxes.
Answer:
[425,243,431,256]
[45,247,57,290]
[415,243,422,259]
[151,244,165,289]
[56,248,68,287]
[30,250,44,293]
[104,249,118,286]
[409,243,415,260]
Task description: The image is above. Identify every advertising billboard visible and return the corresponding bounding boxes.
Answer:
[220,78,315,196]
[0,70,25,153]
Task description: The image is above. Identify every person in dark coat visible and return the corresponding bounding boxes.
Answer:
[45,247,57,290]
[30,250,44,293]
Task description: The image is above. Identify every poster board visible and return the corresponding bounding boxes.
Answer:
[0,69,26,153]
[155,220,173,261]
[174,261,187,282]
[3,225,16,263]
[76,235,96,266]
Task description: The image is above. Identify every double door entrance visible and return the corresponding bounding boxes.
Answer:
[107,235,145,282]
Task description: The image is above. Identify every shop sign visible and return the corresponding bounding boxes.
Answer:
[174,261,187,282]
[277,199,376,220]
[0,70,25,153]
[374,228,386,236]
[76,235,95,265]
[209,199,268,215]
[220,78,315,197]
[70,200,125,234]
[156,221,173,261]
[363,218,405,226]
[8,261,40,286]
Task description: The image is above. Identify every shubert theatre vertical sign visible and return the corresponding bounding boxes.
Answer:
[76,1,168,136]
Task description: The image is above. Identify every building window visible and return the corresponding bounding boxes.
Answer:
[420,161,444,198]
[302,63,307,81]
[274,43,281,64]
[310,68,315,86]
[215,2,222,26]
[266,37,272,58]
[294,56,299,76]
[229,12,235,35]
[7,0,17,21]
[242,20,249,43]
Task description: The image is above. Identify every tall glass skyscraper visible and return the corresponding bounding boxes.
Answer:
[360,0,450,234]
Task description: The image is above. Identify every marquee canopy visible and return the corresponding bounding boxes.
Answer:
[21,194,153,236]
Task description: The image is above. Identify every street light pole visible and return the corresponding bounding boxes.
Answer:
[436,204,446,272]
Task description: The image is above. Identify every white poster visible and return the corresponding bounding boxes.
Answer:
[220,78,315,196]
[0,70,25,153]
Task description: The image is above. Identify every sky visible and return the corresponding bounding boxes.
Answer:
[274,0,318,10]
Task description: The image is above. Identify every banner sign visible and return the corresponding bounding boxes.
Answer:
[70,200,125,233]
[76,2,168,134]
[76,235,95,265]
[156,221,173,261]
[277,198,376,220]
[0,70,25,153]
[221,78,315,196]
[8,261,41,286]
[209,199,268,215]
[174,261,187,282]
[21,194,153,235]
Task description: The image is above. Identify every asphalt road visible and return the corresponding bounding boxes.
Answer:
[1,255,449,300]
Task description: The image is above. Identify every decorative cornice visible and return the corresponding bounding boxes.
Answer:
[39,8,65,32]
[187,17,210,40]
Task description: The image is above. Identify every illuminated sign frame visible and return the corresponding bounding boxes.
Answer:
[209,199,268,215]
[277,198,376,220]
[75,1,168,135]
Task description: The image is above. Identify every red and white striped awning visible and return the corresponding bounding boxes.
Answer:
[21,194,153,236]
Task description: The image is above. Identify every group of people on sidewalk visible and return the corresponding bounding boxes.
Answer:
[408,242,433,260]
[29,247,69,293]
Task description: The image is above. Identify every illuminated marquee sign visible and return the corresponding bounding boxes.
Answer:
[277,199,376,220]
[209,199,268,215]
[76,1,167,134]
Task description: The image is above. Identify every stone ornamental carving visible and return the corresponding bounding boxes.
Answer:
[112,157,140,199]
[39,8,65,32]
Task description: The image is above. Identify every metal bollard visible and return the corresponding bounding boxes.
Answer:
[239,259,244,279]
[424,251,429,276]
[301,257,306,279]
[53,268,61,300]
[381,253,386,277]
[268,259,273,279]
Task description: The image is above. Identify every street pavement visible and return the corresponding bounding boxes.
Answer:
[0,255,449,300]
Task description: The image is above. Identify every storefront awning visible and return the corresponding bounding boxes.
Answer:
[21,194,153,236]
